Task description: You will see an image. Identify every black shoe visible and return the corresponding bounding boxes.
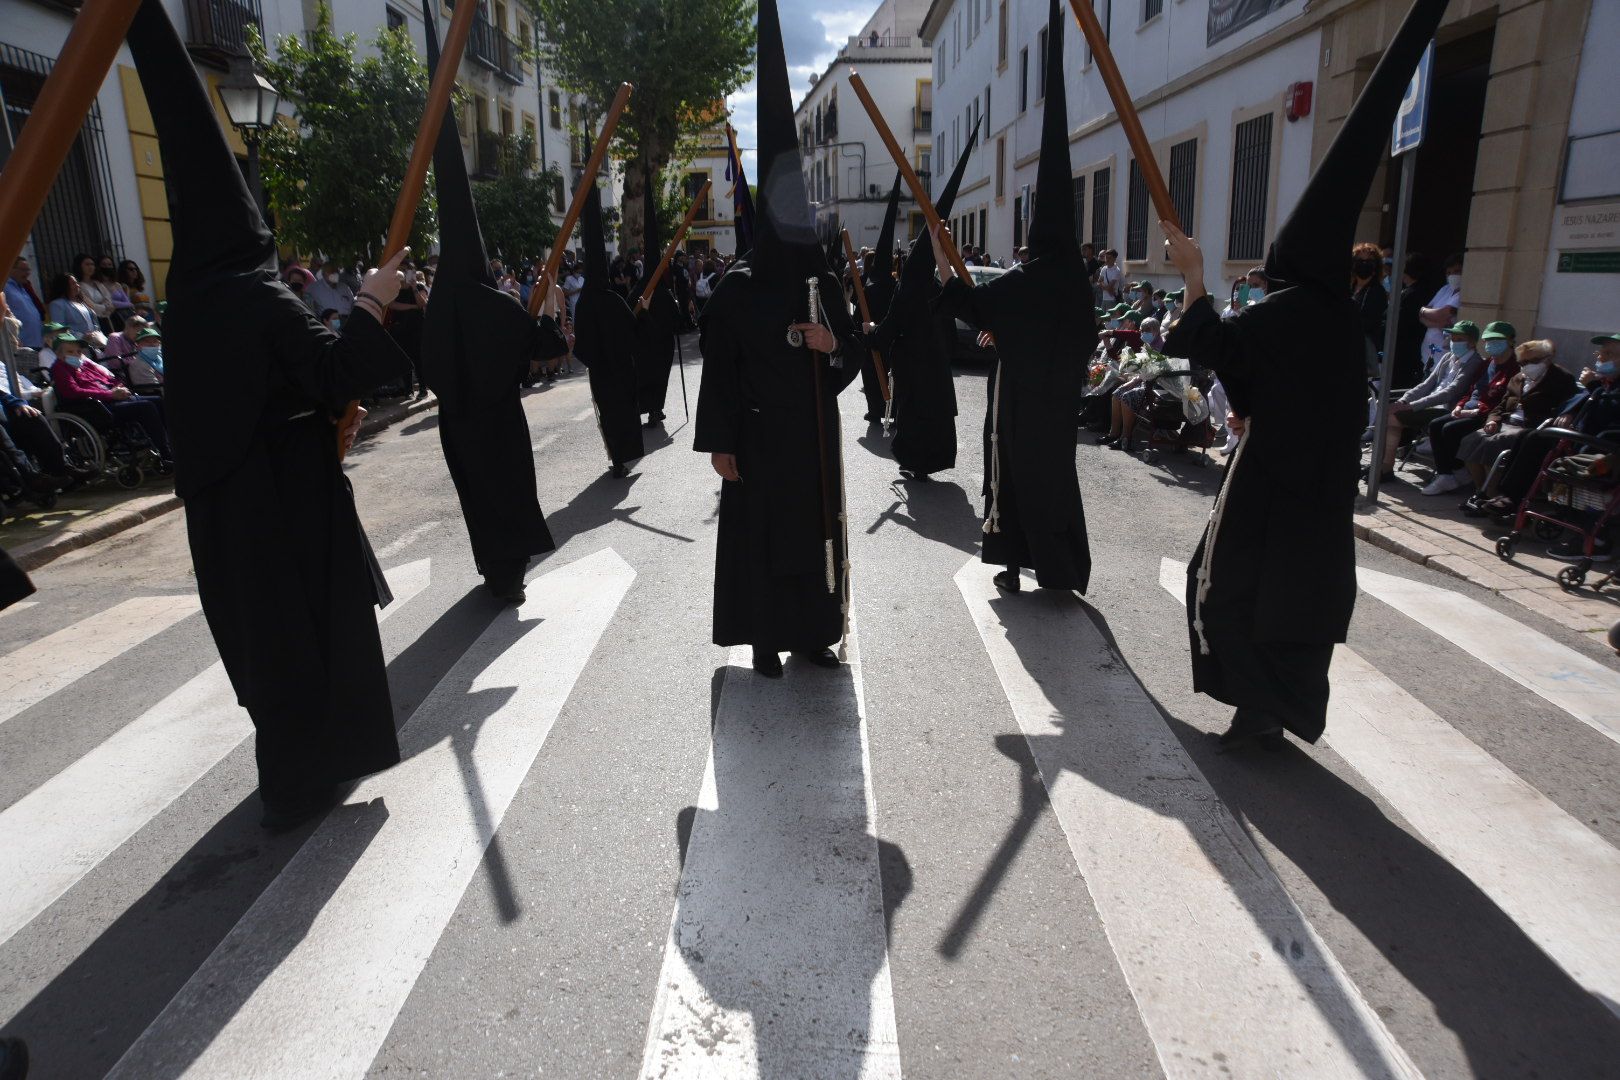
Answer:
[1110,440,1132,452]
[260,783,341,831]
[792,647,841,668]
[1097,434,1118,446]
[993,569,1022,593]
[483,559,528,604]
[609,463,630,478]
[0,1034,30,1080]
[1549,538,1615,563]
[1214,709,1285,754]
[752,648,783,677]
[898,468,932,482]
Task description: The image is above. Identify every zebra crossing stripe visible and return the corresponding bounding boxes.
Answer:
[965,562,1419,1079]
[0,560,432,948]
[0,600,37,619]
[1161,559,1620,1018]
[1355,564,1620,747]
[0,594,200,727]
[106,549,635,1080]
[639,629,903,1080]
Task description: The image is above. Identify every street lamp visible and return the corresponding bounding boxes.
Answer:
[217,56,280,217]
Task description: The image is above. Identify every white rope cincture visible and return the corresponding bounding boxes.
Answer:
[983,359,1004,535]
[1193,420,1250,656]
[882,370,895,435]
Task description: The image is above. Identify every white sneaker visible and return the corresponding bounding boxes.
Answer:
[1421,473,1461,495]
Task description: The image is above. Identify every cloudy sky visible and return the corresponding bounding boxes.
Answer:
[727,5,876,174]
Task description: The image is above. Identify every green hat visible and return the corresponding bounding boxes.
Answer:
[1480,320,1516,341]
[1130,279,1153,291]
[1118,309,1142,324]
[1166,288,1185,301]
[1107,302,1133,315]
[53,330,81,344]
[1590,332,1620,345]
[134,327,162,341]
[1444,319,1480,339]
[42,321,66,332]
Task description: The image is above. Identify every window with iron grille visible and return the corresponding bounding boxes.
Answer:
[1169,137,1197,235]
[1227,113,1272,261]
[1090,167,1110,249]
[1013,195,1023,248]
[1036,27,1048,96]
[1125,159,1148,260]
[1019,47,1029,112]
[1142,0,1162,24]
[385,6,407,32]
[1072,175,1086,249]
[0,43,124,282]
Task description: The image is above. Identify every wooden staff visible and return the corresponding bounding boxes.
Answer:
[0,0,141,273]
[847,71,972,284]
[527,82,634,317]
[339,0,481,459]
[635,178,710,313]
[1065,0,1180,231]
[841,229,893,430]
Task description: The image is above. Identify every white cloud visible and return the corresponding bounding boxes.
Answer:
[725,4,868,175]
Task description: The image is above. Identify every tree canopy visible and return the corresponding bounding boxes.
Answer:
[472,133,562,264]
[523,0,755,247]
[252,2,436,260]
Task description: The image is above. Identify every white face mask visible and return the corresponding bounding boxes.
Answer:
[1519,361,1548,382]
[325,273,339,285]
[1446,273,1462,290]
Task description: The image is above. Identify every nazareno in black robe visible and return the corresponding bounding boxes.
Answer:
[856,178,901,424]
[126,0,408,805]
[574,186,645,470]
[635,282,679,421]
[694,264,865,649]
[0,545,34,611]
[937,261,1093,590]
[419,12,553,577]
[1160,0,1451,741]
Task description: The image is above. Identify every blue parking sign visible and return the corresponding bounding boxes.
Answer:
[1392,43,1435,156]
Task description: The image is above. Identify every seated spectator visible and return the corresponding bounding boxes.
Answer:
[47,274,99,337]
[1220,268,1269,319]
[318,308,344,334]
[101,313,149,361]
[1128,279,1156,316]
[118,259,154,316]
[1484,332,1620,523]
[92,254,135,327]
[1099,305,1142,358]
[6,255,46,350]
[1458,340,1576,512]
[73,253,115,326]
[2,371,95,487]
[309,260,355,316]
[1139,316,1164,354]
[1372,319,1482,483]
[1421,320,1519,496]
[123,327,166,392]
[48,331,173,466]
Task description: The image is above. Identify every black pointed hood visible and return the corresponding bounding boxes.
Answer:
[424,12,492,286]
[125,0,275,290]
[1266,0,1450,294]
[899,118,979,291]
[640,166,666,292]
[825,230,846,275]
[1025,0,1077,263]
[867,172,901,284]
[752,0,824,282]
[582,182,611,287]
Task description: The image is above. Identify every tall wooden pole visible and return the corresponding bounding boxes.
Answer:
[527,82,634,317]
[847,71,973,285]
[0,0,142,274]
[635,179,710,313]
[1064,0,1180,231]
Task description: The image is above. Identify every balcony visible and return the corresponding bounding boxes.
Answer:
[913,107,931,132]
[185,0,263,66]
[468,14,525,85]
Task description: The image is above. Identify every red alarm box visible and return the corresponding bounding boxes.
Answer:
[1286,81,1313,122]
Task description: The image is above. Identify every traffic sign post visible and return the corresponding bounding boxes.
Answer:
[1367,42,1434,508]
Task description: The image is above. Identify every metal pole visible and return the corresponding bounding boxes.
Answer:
[1366,149,1416,506]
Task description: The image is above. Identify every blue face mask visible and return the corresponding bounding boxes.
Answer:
[1381,275,1392,293]
[1107,319,1120,330]
[1596,360,1618,378]
[328,318,343,332]
[61,353,83,369]
[1482,339,1510,358]
[138,346,164,372]
[1449,339,1472,355]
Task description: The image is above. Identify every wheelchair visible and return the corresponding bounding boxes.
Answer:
[31,367,167,490]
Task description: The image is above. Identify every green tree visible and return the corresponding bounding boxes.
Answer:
[472,133,562,263]
[523,0,755,248]
[251,2,436,261]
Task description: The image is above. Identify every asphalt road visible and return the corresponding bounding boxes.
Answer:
[2,336,1619,1079]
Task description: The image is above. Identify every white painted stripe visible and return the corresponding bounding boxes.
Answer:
[107,549,633,1080]
[0,561,432,947]
[0,600,38,620]
[373,520,441,561]
[639,629,903,1080]
[0,594,199,726]
[1161,558,1620,1018]
[1356,564,1620,747]
[964,562,1418,1079]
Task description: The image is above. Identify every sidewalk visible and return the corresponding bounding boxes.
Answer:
[1,393,436,573]
[1355,475,1619,636]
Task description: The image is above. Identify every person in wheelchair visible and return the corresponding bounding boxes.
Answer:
[1369,320,1483,485]
[47,331,174,468]
[1458,339,1575,515]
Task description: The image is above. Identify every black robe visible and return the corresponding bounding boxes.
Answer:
[635,282,678,418]
[936,259,1092,590]
[857,269,896,421]
[175,292,408,803]
[574,288,646,467]
[1162,292,1364,742]
[694,265,865,650]
[870,270,958,475]
[0,545,34,611]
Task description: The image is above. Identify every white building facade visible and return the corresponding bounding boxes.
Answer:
[2,0,608,296]
[922,0,1612,352]
[796,0,934,251]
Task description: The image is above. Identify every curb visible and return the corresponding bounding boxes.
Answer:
[12,393,439,574]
